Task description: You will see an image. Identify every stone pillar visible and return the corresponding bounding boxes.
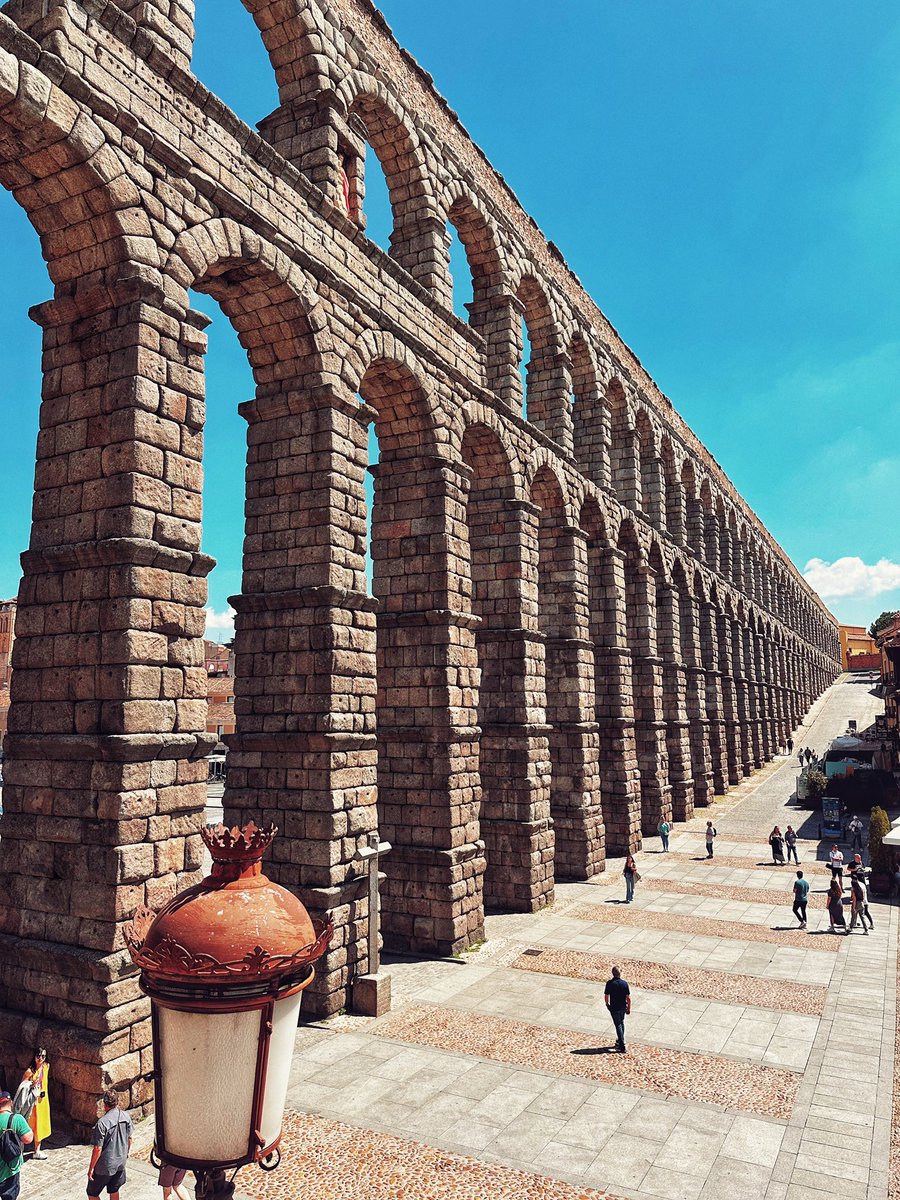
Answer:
[628,564,670,834]
[222,389,382,1017]
[365,454,487,953]
[665,467,686,544]
[641,456,666,530]
[467,290,527,405]
[471,498,554,911]
[657,582,694,821]
[714,612,741,785]
[731,618,753,776]
[743,626,763,768]
[544,528,603,880]
[593,547,640,853]
[612,427,641,510]
[0,287,213,1132]
[526,349,573,455]
[682,592,713,805]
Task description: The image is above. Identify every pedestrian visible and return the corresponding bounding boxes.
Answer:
[21,1047,50,1160]
[792,870,809,927]
[848,872,871,935]
[657,819,670,852]
[893,863,900,899]
[829,844,844,886]
[623,854,639,903]
[604,964,631,1053]
[87,1089,132,1200]
[705,820,717,858]
[158,1163,191,1200]
[797,748,804,767]
[785,825,799,865]
[827,877,847,933]
[848,815,864,854]
[787,736,794,754]
[769,825,785,865]
[805,748,813,765]
[0,1089,33,1200]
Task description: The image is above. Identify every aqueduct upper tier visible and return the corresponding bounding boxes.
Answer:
[0,0,840,1128]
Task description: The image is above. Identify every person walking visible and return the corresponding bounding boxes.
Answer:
[769,826,785,865]
[623,854,639,903]
[0,1089,33,1200]
[787,736,794,754]
[849,871,870,935]
[604,965,631,1053]
[792,870,809,927]
[21,1047,50,1160]
[848,815,864,854]
[805,748,814,765]
[827,877,847,933]
[705,821,717,859]
[797,748,805,768]
[829,845,844,886]
[785,825,799,865]
[657,819,670,852]
[87,1089,132,1200]
[158,1163,191,1200]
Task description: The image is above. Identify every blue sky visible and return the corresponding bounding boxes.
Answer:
[1,1,898,636]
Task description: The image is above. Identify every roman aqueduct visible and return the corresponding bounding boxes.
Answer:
[0,0,839,1125]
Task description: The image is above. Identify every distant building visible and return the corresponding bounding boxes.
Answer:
[0,598,16,738]
[205,639,235,740]
[839,623,879,671]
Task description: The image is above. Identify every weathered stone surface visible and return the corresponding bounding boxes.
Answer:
[0,0,839,1132]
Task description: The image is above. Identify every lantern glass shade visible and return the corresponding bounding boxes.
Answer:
[157,1006,260,1162]
[259,991,304,1147]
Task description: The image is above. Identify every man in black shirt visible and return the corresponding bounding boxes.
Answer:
[604,965,631,1053]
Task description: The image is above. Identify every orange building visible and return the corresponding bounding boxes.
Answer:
[876,614,900,751]
[839,624,879,671]
[205,639,235,740]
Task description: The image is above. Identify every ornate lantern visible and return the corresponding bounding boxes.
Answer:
[125,822,332,1198]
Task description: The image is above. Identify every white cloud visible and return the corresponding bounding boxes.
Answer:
[204,606,236,642]
[803,556,900,600]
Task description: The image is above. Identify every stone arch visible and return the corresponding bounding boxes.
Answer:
[444,182,505,303]
[166,217,329,389]
[245,0,331,104]
[341,329,442,457]
[636,408,663,529]
[660,437,683,541]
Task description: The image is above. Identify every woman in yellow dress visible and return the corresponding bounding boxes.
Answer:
[21,1047,50,1159]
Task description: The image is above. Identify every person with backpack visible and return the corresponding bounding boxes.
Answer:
[0,1088,33,1200]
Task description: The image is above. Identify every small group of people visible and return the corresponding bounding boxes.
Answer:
[768,825,800,865]
[796,746,816,767]
[0,1047,50,1200]
[824,848,874,935]
[0,1047,188,1200]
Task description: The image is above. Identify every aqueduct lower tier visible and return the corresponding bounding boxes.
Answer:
[0,0,839,1128]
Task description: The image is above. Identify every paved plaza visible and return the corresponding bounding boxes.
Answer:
[23,672,896,1199]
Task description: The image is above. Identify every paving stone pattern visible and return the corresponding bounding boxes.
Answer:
[0,0,841,1122]
[513,947,828,1015]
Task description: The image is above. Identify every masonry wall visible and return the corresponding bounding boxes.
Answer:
[0,0,841,1130]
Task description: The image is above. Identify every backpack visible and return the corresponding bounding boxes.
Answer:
[0,1112,23,1166]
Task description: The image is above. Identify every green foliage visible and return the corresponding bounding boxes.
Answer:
[869,611,899,640]
[806,768,827,800]
[869,806,892,875]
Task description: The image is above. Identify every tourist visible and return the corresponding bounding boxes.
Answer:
[848,814,864,854]
[87,1089,132,1200]
[829,845,844,885]
[604,965,631,1053]
[792,870,809,927]
[827,877,847,933]
[797,748,805,767]
[784,825,799,865]
[623,854,639,903]
[805,748,814,765]
[158,1163,191,1200]
[705,821,717,858]
[787,736,794,754]
[848,871,872,935]
[769,826,785,865]
[657,819,670,853]
[0,1088,33,1200]
[21,1047,50,1160]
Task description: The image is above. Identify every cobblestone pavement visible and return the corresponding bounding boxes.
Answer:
[29,674,896,1199]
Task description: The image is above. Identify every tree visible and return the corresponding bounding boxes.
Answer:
[869,611,899,640]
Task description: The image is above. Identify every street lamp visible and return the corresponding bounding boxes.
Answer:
[125,822,332,1199]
